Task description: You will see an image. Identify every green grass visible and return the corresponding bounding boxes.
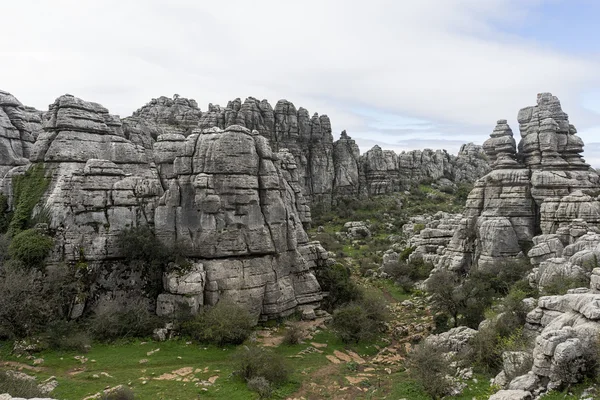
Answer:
[0,328,387,400]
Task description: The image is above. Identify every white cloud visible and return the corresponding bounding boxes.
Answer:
[3,0,600,164]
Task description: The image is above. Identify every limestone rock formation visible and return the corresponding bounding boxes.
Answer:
[358,144,490,198]
[332,130,360,198]
[122,95,202,150]
[0,90,43,184]
[198,97,336,205]
[437,93,600,273]
[195,96,490,205]
[1,93,328,321]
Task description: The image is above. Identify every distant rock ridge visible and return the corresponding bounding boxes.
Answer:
[131,95,489,205]
[435,93,600,273]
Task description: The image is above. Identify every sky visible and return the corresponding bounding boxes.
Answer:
[3,0,600,165]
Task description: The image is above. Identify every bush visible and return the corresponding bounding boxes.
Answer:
[331,291,389,343]
[88,297,161,342]
[116,226,188,297]
[101,387,136,400]
[247,376,272,398]
[0,370,44,398]
[45,320,91,353]
[315,263,362,312]
[180,300,254,346]
[427,260,532,330]
[282,325,303,345]
[468,319,529,374]
[413,223,425,234]
[0,234,9,263]
[0,194,11,234]
[117,226,172,265]
[542,274,589,296]
[313,232,343,253]
[235,346,290,386]
[407,342,453,400]
[8,228,54,269]
[384,258,433,291]
[0,264,77,338]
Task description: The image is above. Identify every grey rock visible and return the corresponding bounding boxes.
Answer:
[507,373,539,392]
[488,390,532,400]
[424,326,477,353]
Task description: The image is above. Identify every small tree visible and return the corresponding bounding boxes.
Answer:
[407,342,453,400]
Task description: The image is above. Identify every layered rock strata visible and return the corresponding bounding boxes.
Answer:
[0,93,328,320]
[0,90,43,187]
[437,93,600,273]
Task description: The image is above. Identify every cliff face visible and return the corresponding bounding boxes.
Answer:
[0,90,43,190]
[0,92,328,320]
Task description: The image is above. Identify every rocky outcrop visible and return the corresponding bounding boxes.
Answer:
[1,93,328,321]
[358,144,490,197]
[0,90,43,187]
[332,130,360,198]
[437,93,600,273]
[195,96,489,205]
[198,97,336,205]
[121,95,202,151]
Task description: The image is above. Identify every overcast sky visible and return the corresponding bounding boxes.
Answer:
[3,0,600,165]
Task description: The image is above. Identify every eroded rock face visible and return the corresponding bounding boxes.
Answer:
[358,144,490,197]
[196,96,490,205]
[0,90,43,186]
[1,93,328,321]
[198,97,336,205]
[438,93,600,273]
[122,95,202,151]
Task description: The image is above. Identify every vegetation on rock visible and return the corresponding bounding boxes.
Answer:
[7,163,50,236]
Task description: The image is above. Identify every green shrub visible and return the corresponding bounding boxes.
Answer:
[313,232,343,253]
[0,234,9,263]
[0,370,44,398]
[384,258,433,291]
[454,183,473,205]
[180,300,254,346]
[399,246,415,261]
[234,346,290,386]
[0,194,11,233]
[247,376,272,398]
[315,263,362,312]
[0,264,77,339]
[282,325,303,346]
[413,223,425,234]
[542,274,589,296]
[8,163,50,236]
[88,297,161,342]
[8,228,54,269]
[468,318,529,374]
[331,291,389,343]
[101,387,136,400]
[116,226,189,297]
[407,342,453,400]
[45,320,91,353]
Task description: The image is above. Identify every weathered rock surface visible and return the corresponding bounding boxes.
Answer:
[1,93,329,320]
[195,96,489,204]
[122,95,202,151]
[488,390,532,400]
[437,93,600,273]
[0,90,43,187]
[424,326,477,353]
